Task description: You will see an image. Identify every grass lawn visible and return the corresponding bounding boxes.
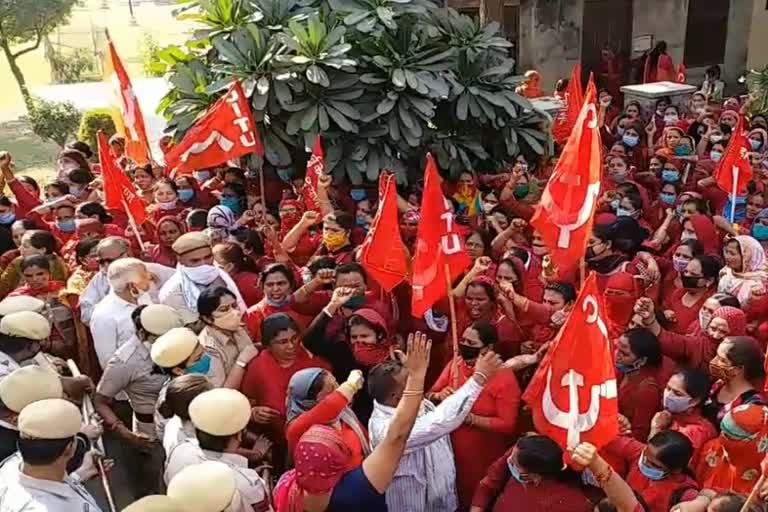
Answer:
[0,120,59,185]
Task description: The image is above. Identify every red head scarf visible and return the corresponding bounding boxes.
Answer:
[348,308,393,368]
[156,216,186,247]
[718,404,768,482]
[711,306,747,336]
[75,218,104,238]
[604,270,642,334]
[687,214,720,255]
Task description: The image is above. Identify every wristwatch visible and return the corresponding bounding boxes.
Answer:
[236,360,247,369]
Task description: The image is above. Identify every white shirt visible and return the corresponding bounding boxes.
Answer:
[80,263,175,325]
[368,377,484,512]
[89,291,139,370]
[161,415,195,456]
[0,453,103,512]
[164,440,271,511]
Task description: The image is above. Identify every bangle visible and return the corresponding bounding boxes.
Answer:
[594,466,612,483]
[322,307,335,318]
[402,389,423,397]
[473,371,489,384]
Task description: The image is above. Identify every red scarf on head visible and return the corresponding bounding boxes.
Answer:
[9,280,65,298]
[349,308,393,368]
[604,269,642,337]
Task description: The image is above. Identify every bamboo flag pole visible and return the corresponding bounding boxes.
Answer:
[445,264,460,389]
[739,473,765,512]
[66,359,116,512]
[258,162,267,214]
[122,199,146,253]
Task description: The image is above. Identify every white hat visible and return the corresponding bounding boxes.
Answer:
[140,304,184,336]
[151,328,198,368]
[122,495,183,512]
[0,296,44,316]
[18,398,81,439]
[0,311,51,340]
[167,461,237,512]
[0,365,63,413]
[188,388,251,436]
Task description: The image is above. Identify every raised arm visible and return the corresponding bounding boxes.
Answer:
[570,442,640,512]
[282,210,320,253]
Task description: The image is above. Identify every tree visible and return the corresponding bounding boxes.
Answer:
[746,66,768,115]
[158,0,547,183]
[27,97,81,147]
[0,0,79,111]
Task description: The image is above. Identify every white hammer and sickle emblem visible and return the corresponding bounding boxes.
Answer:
[181,131,235,163]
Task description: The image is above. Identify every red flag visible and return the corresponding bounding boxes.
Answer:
[411,154,472,318]
[530,79,602,271]
[165,81,263,177]
[523,273,618,450]
[552,64,584,144]
[301,136,324,214]
[359,172,409,292]
[676,64,687,84]
[714,115,752,196]
[97,131,147,226]
[104,31,151,165]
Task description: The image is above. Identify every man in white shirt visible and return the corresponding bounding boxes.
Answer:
[80,237,174,325]
[90,257,155,369]
[368,351,502,512]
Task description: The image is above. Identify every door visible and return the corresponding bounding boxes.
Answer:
[581,0,633,93]
[684,0,730,67]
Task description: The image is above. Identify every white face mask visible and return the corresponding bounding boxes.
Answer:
[699,309,712,330]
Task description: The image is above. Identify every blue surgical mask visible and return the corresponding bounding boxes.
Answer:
[663,391,692,413]
[751,139,763,151]
[661,169,680,182]
[356,217,368,228]
[193,170,211,183]
[507,460,525,484]
[616,358,645,374]
[185,354,212,375]
[0,212,16,225]
[351,189,366,201]
[674,145,692,156]
[277,169,291,182]
[637,454,667,481]
[56,219,76,233]
[220,198,242,216]
[622,135,639,147]
[615,207,634,218]
[610,198,620,211]
[265,296,290,308]
[178,189,194,202]
[710,150,723,162]
[752,223,768,241]
[660,192,676,205]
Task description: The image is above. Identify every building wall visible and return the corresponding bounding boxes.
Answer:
[747,0,768,70]
[517,0,583,88]
[630,0,688,66]
[723,0,752,84]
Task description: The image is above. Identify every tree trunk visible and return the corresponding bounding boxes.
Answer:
[479,0,505,28]
[0,39,33,113]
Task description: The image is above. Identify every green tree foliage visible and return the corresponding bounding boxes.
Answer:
[0,0,80,110]
[49,47,97,84]
[746,66,768,115]
[158,0,547,183]
[27,97,82,148]
[139,31,165,78]
[77,108,117,154]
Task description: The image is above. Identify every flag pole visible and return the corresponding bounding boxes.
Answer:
[739,473,765,512]
[258,162,267,214]
[729,167,739,224]
[445,263,460,389]
[122,198,146,253]
[579,257,586,289]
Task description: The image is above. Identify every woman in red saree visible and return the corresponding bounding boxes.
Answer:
[146,216,185,268]
[643,41,675,83]
[661,254,719,334]
[429,320,520,510]
[213,242,262,307]
[244,263,308,343]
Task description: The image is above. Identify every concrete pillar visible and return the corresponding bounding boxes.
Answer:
[630,0,688,67]
[723,0,753,84]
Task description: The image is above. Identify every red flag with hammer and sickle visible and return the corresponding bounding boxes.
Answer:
[165,80,263,177]
[523,273,618,450]
[530,78,602,271]
[552,64,583,144]
[97,131,147,226]
[359,172,409,292]
[713,115,753,196]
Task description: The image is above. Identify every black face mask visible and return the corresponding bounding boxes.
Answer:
[681,276,702,289]
[458,344,483,361]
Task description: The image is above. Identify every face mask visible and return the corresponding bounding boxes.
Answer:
[352,343,391,368]
[672,256,689,273]
[265,296,290,308]
[220,198,242,216]
[276,169,291,182]
[673,145,692,156]
[680,231,697,242]
[551,309,568,326]
[158,200,177,210]
[710,150,723,162]
[513,184,529,199]
[193,170,211,183]
[610,198,620,211]
[699,309,712,330]
[178,189,194,202]
[664,115,679,124]
[356,217,368,228]
[615,207,634,218]
[751,139,763,151]
[70,185,84,197]
[458,344,482,361]
[681,275,702,289]
[350,189,366,201]
[343,294,365,309]
[710,135,724,143]
[507,460,525,484]
[615,362,639,374]
[213,308,242,331]
[622,135,639,147]
[661,169,680,182]
[637,454,667,481]
[709,361,737,380]
[131,286,153,306]
[56,219,77,233]
[185,354,212,375]
[324,232,349,251]
[610,171,628,184]
[753,224,768,240]
[585,244,604,261]
[457,183,475,196]
[0,212,16,225]
[663,390,692,413]
[660,192,676,205]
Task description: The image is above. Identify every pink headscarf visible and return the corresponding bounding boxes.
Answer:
[711,306,747,336]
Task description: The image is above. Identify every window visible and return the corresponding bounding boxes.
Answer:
[684,0,730,67]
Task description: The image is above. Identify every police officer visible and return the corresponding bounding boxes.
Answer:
[0,398,103,511]
[123,495,183,512]
[167,461,245,512]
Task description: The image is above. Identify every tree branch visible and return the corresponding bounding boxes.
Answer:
[11,27,42,59]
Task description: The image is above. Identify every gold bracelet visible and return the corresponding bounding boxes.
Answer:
[474,371,489,384]
[402,389,424,397]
